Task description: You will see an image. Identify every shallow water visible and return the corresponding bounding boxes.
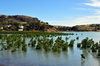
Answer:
[0,32,100,66]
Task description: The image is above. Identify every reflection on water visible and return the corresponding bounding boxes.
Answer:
[0,32,100,66]
[81,60,85,66]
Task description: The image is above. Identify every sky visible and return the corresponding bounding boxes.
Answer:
[0,0,100,26]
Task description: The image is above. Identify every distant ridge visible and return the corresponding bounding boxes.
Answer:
[0,15,39,22]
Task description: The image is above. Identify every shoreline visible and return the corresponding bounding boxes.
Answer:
[0,31,100,33]
[58,30,100,32]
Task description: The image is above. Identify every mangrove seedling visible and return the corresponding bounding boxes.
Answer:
[62,42,68,51]
[36,42,42,50]
[11,49,16,52]
[97,48,100,57]
[69,40,75,47]
[81,54,85,59]
[76,37,79,40]
[77,43,81,48]
[22,44,27,52]
[65,37,69,41]
[31,40,36,47]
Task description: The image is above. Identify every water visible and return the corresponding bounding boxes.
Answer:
[0,32,100,66]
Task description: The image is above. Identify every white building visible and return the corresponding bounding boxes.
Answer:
[18,29,23,31]
[19,25,24,29]
[0,27,3,29]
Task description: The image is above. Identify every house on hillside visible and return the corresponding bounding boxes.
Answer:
[0,27,3,29]
[19,25,24,29]
[0,26,4,31]
[18,29,23,31]
[18,25,24,31]
[7,25,11,27]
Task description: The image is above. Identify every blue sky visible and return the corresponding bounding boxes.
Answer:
[0,0,100,26]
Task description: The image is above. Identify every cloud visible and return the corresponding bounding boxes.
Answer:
[76,8,100,15]
[76,8,92,10]
[46,16,100,26]
[94,9,100,14]
[84,0,100,7]
[73,16,100,25]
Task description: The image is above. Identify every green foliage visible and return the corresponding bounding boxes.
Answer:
[0,31,100,59]
[81,54,85,59]
[32,40,36,47]
[1,15,100,31]
[81,37,89,48]
[65,37,69,41]
[69,40,75,47]
[11,49,16,52]
[56,26,71,31]
[22,44,27,52]
[76,37,79,40]
[81,37,95,48]
[77,43,81,48]
[44,45,51,52]
[0,31,74,54]
[0,15,54,31]
[36,42,42,50]
[98,48,100,57]
[79,37,100,57]
[62,42,68,51]
[52,43,60,52]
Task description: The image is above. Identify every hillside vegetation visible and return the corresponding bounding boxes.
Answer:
[56,24,100,31]
[0,15,100,31]
[0,15,54,31]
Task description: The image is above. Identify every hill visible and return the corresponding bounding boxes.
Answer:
[56,24,100,31]
[0,15,100,32]
[0,15,54,31]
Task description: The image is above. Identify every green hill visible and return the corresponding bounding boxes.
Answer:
[0,15,100,31]
[56,24,100,31]
[0,15,54,31]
